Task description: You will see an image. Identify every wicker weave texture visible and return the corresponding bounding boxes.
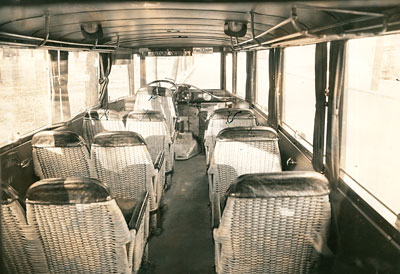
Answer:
[204,118,257,164]
[27,199,132,274]
[134,92,159,111]
[83,119,125,145]
[159,96,176,136]
[210,141,282,199]
[1,201,49,274]
[126,120,173,172]
[91,145,158,211]
[214,196,331,274]
[134,93,176,137]
[33,146,97,179]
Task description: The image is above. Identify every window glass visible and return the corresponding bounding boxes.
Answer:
[109,59,130,100]
[282,44,316,149]
[145,53,220,89]
[256,50,269,110]
[226,53,232,92]
[0,48,51,145]
[342,34,400,217]
[68,52,99,115]
[236,52,246,98]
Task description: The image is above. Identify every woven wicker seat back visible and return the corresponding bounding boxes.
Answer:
[26,178,132,274]
[216,126,278,142]
[1,184,49,274]
[26,177,111,204]
[205,109,257,164]
[127,110,166,122]
[32,130,97,179]
[84,109,121,120]
[134,89,176,136]
[211,136,282,199]
[208,108,255,120]
[91,133,157,209]
[83,109,125,146]
[214,172,331,274]
[126,117,174,172]
[92,131,146,147]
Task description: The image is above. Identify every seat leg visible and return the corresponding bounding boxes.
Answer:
[165,173,172,190]
[150,211,162,236]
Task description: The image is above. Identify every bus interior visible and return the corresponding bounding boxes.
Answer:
[0,0,399,273]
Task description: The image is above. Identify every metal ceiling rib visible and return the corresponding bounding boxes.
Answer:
[41,20,289,37]
[0,1,399,51]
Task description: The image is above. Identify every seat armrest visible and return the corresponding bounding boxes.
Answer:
[154,150,165,171]
[211,192,221,229]
[213,228,222,272]
[172,130,178,142]
[128,192,149,230]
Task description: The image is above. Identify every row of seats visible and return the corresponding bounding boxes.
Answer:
[83,108,174,177]
[1,178,149,274]
[204,108,257,165]
[204,108,282,225]
[32,130,164,225]
[204,107,331,273]
[1,85,177,273]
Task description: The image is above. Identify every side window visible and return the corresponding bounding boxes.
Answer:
[68,52,99,116]
[256,50,269,111]
[0,49,51,145]
[108,59,130,101]
[341,34,400,222]
[0,49,100,146]
[226,53,232,93]
[236,52,246,98]
[282,44,316,151]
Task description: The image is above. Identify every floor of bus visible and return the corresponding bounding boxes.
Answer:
[140,154,215,274]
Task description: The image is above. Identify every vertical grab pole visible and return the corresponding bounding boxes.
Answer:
[220,50,226,90]
[232,52,237,95]
[140,54,146,87]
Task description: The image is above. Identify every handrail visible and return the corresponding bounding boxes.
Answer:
[0,31,118,52]
[244,15,398,50]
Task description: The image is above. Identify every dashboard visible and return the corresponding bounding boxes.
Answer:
[175,88,233,104]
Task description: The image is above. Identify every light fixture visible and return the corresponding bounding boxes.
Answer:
[80,23,104,40]
[224,21,247,37]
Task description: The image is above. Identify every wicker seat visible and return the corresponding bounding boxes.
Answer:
[134,86,177,139]
[26,177,150,274]
[32,130,97,179]
[126,110,174,179]
[91,131,165,228]
[83,109,125,146]
[208,126,282,226]
[0,184,49,274]
[204,108,257,165]
[214,172,331,274]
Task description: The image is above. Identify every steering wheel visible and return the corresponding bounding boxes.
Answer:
[146,79,179,93]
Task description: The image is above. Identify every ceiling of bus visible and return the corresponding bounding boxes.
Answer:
[0,1,399,51]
